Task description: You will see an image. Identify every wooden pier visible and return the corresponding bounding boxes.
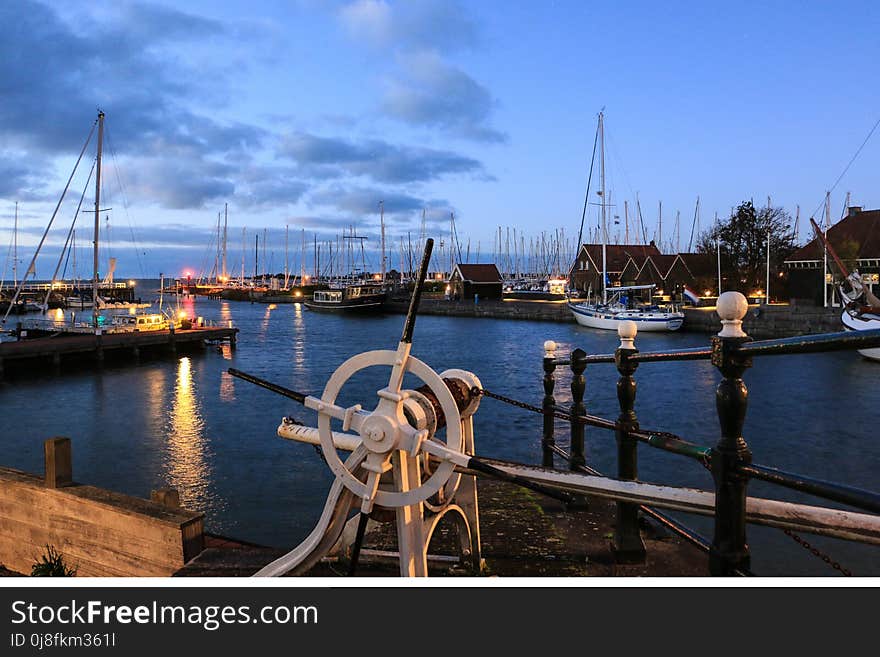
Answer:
[0,325,237,376]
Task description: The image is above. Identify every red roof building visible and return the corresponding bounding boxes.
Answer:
[784,207,880,305]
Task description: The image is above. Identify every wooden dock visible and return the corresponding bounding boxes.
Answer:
[0,325,237,376]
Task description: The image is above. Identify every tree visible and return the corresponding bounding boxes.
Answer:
[696,201,797,295]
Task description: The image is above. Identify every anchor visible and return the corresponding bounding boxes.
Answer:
[231,239,495,576]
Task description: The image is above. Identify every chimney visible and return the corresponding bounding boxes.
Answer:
[848,206,863,217]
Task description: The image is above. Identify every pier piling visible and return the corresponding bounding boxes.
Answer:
[44,437,73,489]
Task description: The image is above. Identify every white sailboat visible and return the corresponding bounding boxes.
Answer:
[568,112,684,332]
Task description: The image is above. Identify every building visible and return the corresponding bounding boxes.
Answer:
[569,242,661,293]
[784,207,880,306]
[449,263,503,300]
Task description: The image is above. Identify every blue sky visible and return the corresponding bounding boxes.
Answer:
[1,0,879,278]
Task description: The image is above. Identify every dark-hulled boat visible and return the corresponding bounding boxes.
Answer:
[304,283,387,313]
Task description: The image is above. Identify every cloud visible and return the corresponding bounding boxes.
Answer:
[0,1,267,208]
[309,184,449,219]
[121,158,236,209]
[381,51,506,143]
[279,132,488,183]
[338,0,478,53]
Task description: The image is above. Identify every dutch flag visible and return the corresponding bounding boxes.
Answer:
[683,285,701,305]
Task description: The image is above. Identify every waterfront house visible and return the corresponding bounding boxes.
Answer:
[449,263,503,300]
[665,253,719,299]
[634,254,678,291]
[784,206,880,306]
[569,242,661,293]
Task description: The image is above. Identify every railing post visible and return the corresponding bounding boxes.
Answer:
[569,348,587,470]
[613,321,646,562]
[710,292,753,575]
[542,340,557,467]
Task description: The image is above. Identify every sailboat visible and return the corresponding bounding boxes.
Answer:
[568,112,684,332]
[810,218,880,361]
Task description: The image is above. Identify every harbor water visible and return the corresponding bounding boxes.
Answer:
[1,282,878,576]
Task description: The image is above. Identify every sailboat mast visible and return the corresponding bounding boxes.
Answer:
[92,111,104,329]
[380,200,386,283]
[13,202,18,286]
[222,202,228,280]
[599,111,607,304]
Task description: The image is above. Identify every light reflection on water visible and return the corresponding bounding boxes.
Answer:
[1,281,878,576]
[163,356,217,515]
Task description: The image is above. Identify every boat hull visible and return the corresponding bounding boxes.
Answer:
[569,303,684,332]
[303,299,386,313]
[841,309,880,361]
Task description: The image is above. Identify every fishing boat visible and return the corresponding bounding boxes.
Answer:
[304,282,387,313]
[810,217,880,362]
[567,112,684,332]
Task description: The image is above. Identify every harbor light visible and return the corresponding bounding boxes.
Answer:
[178,309,187,319]
[704,290,712,297]
[294,290,302,298]
[128,280,136,287]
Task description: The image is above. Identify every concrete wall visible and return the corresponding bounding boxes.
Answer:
[683,302,843,339]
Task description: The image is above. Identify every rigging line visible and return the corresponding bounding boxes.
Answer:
[2,118,98,324]
[575,116,600,270]
[808,113,880,222]
[105,129,147,279]
[43,160,96,310]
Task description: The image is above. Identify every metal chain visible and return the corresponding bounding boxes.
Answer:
[477,387,854,576]
[475,387,710,467]
[782,529,852,576]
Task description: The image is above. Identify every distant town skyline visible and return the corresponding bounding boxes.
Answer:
[1,0,879,278]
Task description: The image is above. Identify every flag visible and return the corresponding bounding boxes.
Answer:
[683,285,700,305]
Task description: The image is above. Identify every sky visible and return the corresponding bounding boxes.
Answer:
[1,0,879,279]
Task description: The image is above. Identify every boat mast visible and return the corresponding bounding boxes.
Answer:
[379,200,386,283]
[222,202,228,281]
[823,192,830,307]
[12,202,17,286]
[92,111,104,329]
[284,224,289,289]
[599,111,607,304]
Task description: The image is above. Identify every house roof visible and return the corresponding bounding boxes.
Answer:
[786,208,880,262]
[454,263,502,283]
[639,254,678,279]
[578,243,661,272]
[673,253,717,279]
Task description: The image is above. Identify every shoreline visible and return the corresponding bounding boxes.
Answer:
[384,298,846,339]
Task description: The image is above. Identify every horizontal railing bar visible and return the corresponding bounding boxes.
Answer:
[584,354,616,364]
[547,445,750,574]
[738,328,880,357]
[630,347,714,363]
[741,463,880,515]
[461,457,880,545]
[630,430,713,462]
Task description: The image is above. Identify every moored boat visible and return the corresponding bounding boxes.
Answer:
[569,284,684,331]
[304,283,387,313]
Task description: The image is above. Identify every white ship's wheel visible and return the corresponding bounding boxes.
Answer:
[310,346,463,510]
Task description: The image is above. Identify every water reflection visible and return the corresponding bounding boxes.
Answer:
[292,302,305,374]
[258,304,272,339]
[219,370,236,402]
[164,356,214,512]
